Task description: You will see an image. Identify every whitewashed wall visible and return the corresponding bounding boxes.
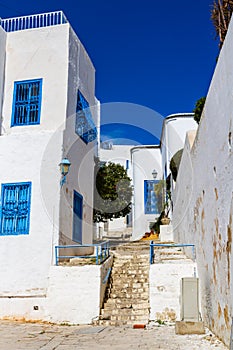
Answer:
[0,256,113,324]
[0,19,97,301]
[131,146,162,240]
[160,114,197,179]
[0,27,6,134]
[172,17,233,346]
[59,27,97,247]
[0,24,69,295]
[150,261,196,321]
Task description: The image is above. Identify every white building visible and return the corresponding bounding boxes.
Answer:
[131,146,162,240]
[98,116,198,241]
[160,113,197,181]
[0,11,101,322]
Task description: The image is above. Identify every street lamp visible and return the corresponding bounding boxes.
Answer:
[152,169,158,179]
[59,158,71,187]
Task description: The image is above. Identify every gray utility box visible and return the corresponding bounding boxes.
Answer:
[180,277,200,321]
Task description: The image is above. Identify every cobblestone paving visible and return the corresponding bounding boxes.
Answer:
[0,320,228,350]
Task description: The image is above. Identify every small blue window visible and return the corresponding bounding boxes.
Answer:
[75,90,97,144]
[144,180,160,215]
[0,182,31,235]
[11,79,42,126]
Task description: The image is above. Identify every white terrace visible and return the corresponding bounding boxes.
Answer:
[0,11,68,32]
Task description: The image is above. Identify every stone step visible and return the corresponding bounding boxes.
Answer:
[109,281,148,288]
[112,269,149,275]
[108,280,148,287]
[100,308,149,318]
[94,319,149,327]
[104,295,149,305]
[109,288,149,297]
[110,314,149,321]
[93,242,152,327]
[100,303,150,315]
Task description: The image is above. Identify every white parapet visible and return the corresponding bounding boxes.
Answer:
[160,225,173,242]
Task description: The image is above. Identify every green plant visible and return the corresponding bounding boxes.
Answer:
[151,186,171,233]
[93,161,132,223]
[170,149,183,181]
[193,97,206,124]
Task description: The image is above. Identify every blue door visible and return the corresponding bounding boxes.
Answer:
[73,190,83,243]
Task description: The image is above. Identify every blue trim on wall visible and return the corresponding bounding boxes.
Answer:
[11,78,43,127]
[72,190,83,244]
[144,180,159,215]
[0,181,32,236]
[75,90,97,144]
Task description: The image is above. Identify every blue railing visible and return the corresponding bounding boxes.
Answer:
[55,241,110,266]
[149,242,196,264]
[0,11,67,32]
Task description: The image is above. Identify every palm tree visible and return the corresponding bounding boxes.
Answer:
[211,0,233,49]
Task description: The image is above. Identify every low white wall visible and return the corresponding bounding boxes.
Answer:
[149,261,196,322]
[0,256,113,324]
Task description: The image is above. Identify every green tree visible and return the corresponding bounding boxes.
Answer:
[193,97,206,124]
[211,0,233,49]
[93,161,132,223]
[170,148,184,181]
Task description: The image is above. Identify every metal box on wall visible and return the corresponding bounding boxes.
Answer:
[180,277,200,321]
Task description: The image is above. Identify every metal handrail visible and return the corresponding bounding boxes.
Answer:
[55,241,110,266]
[0,11,68,32]
[149,242,196,264]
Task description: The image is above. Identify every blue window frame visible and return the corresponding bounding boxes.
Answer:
[144,180,160,215]
[75,90,97,144]
[73,190,83,244]
[11,79,42,126]
[0,182,32,235]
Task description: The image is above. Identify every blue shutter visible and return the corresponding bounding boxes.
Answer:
[73,190,83,243]
[75,90,97,144]
[0,182,31,235]
[144,180,158,215]
[12,79,42,126]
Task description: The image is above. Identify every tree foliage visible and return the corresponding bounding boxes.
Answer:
[211,0,233,49]
[170,148,183,181]
[93,161,132,223]
[193,97,206,125]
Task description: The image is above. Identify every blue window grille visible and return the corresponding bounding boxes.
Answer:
[0,182,31,235]
[75,90,97,144]
[11,79,42,126]
[144,180,159,215]
[73,190,83,244]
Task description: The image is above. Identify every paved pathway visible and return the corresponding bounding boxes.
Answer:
[0,320,228,349]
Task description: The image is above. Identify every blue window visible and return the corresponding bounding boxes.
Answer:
[0,182,31,235]
[11,79,42,126]
[73,190,83,243]
[75,90,97,144]
[144,180,160,215]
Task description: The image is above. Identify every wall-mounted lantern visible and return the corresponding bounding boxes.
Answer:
[152,169,158,179]
[59,158,71,187]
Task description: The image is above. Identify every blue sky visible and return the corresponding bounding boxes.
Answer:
[0,0,219,144]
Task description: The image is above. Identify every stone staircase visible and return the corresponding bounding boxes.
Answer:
[95,241,150,326]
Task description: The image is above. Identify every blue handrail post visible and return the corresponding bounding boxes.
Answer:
[96,245,99,265]
[55,246,58,266]
[150,241,154,264]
